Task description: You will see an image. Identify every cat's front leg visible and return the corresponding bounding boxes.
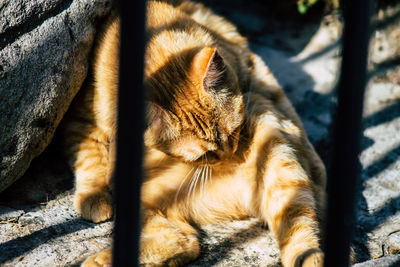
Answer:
[81,212,199,267]
[258,141,324,267]
[81,248,112,267]
[64,124,114,223]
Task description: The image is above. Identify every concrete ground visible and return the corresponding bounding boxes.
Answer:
[1,1,399,266]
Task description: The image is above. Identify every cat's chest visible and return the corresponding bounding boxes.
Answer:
[189,165,256,222]
[142,159,258,222]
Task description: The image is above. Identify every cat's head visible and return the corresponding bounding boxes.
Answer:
[144,47,244,164]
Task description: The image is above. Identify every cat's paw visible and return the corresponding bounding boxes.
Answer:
[301,250,324,267]
[140,234,199,267]
[81,248,112,267]
[139,225,200,267]
[75,190,113,223]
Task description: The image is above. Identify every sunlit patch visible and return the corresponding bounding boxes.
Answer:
[174,163,213,207]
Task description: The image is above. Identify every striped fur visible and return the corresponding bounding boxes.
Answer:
[63,1,327,266]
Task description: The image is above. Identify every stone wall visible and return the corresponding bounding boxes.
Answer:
[0,0,112,192]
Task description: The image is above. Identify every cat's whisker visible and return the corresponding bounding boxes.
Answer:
[204,165,210,196]
[196,165,206,200]
[186,169,196,206]
[209,165,211,180]
[200,155,210,198]
[188,167,199,193]
[200,165,206,198]
[199,165,204,198]
[210,165,213,184]
[175,166,195,204]
[196,166,204,199]
[187,166,201,206]
[195,166,203,197]
[206,165,210,186]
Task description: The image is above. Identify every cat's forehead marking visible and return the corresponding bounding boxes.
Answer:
[145,29,213,77]
[178,108,215,137]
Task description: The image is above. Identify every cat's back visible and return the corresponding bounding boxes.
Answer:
[147,0,245,45]
[146,1,184,28]
[145,1,217,77]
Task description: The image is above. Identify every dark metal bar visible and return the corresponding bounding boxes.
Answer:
[324,0,372,266]
[113,0,146,266]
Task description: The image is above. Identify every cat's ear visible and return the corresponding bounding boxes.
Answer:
[191,47,226,92]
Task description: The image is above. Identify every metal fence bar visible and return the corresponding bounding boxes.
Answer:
[324,0,372,266]
[113,0,146,266]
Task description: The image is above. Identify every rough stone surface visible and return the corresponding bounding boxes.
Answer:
[189,219,281,267]
[353,255,400,267]
[1,0,400,266]
[0,192,112,266]
[0,0,112,192]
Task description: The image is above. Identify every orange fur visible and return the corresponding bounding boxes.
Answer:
[63,1,327,266]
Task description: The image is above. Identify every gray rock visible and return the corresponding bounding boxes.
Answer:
[189,219,281,267]
[353,255,400,267]
[0,193,113,266]
[0,206,24,222]
[0,0,112,192]
[370,4,400,66]
[384,230,400,256]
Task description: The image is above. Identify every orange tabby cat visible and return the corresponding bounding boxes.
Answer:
[62,1,326,266]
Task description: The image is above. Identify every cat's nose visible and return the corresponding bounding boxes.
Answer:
[203,139,236,163]
[213,144,233,161]
[221,138,237,156]
[205,151,221,162]
[204,150,228,163]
